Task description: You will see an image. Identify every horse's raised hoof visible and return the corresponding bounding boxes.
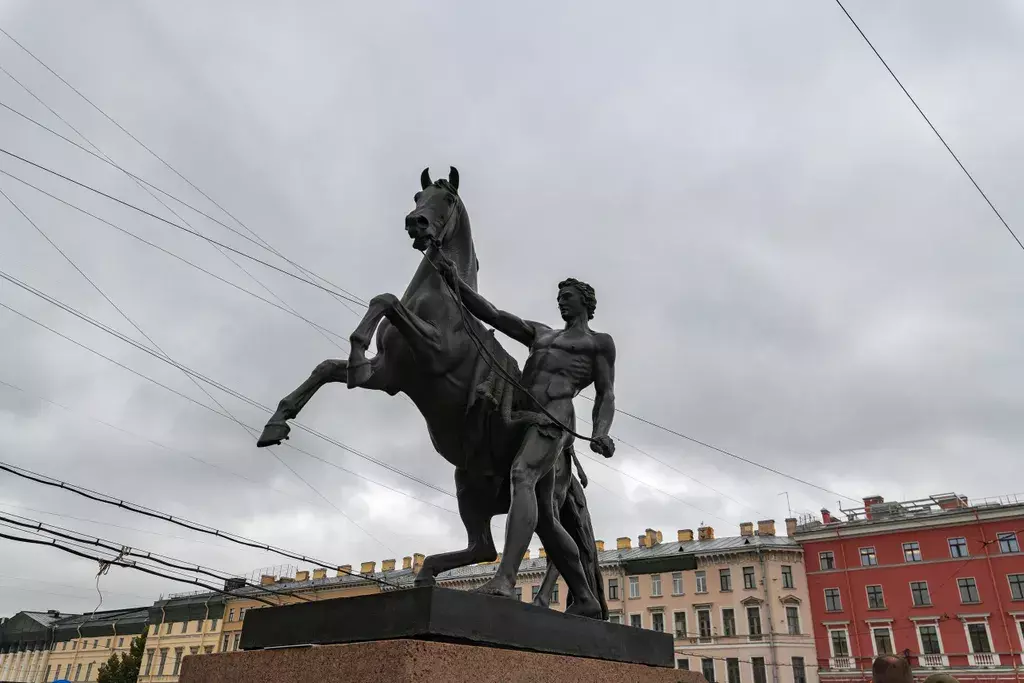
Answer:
[346,360,371,389]
[565,597,603,620]
[473,578,516,599]
[257,422,291,447]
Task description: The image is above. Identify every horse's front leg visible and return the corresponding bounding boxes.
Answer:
[348,293,442,388]
[257,360,348,447]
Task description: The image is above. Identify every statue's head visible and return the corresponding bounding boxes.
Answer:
[406,167,460,251]
[557,278,596,322]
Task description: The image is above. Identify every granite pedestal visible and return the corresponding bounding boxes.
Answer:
[179,587,702,682]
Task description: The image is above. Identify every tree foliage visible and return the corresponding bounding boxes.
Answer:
[97,629,147,683]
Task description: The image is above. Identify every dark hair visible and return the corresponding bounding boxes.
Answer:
[872,656,912,683]
[558,278,596,320]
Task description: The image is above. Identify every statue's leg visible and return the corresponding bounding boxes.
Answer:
[414,469,498,587]
[348,294,442,388]
[533,449,572,609]
[257,355,394,447]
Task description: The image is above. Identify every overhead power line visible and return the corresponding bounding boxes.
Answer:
[0,464,398,588]
[833,0,1024,253]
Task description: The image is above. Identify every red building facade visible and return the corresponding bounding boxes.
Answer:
[794,493,1024,683]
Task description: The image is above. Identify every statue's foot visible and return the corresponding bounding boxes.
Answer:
[413,573,437,588]
[565,597,603,620]
[473,578,516,599]
[346,359,371,389]
[257,421,291,447]
[532,597,550,609]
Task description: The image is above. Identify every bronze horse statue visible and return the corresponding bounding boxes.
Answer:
[257,168,606,618]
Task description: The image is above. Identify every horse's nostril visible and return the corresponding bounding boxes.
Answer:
[416,215,429,226]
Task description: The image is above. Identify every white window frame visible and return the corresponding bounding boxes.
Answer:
[859,546,877,566]
[628,576,640,599]
[650,609,666,633]
[997,531,1021,554]
[1014,614,1024,654]
[962,618,1000,667]
[746,604,763,642]
[781,564,794,589]
[607,612,623,625]
[819,551,835,570]
[947,536,969,558]
[865,584,885,609]
[720,607,736,637]
[910,580,931,607]
[913,619,947,667]
[695,570,708,594]
[869,624,895,656]
[695,607,714,641]
[672,572,684,596]
[651,574,663,597]
[785,605,801,635]
[826,626,853,669]
[1009,573,1024,601]
[628,612,643,629]
[957,576,981,604]
[903,541,922,562]
[672,610,687,638]
[824,587,843,612]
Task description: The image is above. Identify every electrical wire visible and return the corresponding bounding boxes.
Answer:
[833,0,1024,253]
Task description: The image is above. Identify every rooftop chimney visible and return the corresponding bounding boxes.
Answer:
[678,529,694,542]
[863,496,884,520]
[381,559,396,572]
[821,509,832,524]
[616,537,632,550]
[785,518,797,537]
[739,522,754,537]
[538,547,547,558]
[337,565,352,577]
[638,534,648,549]
[260,575,275,586]
[360,561,376,574]
[413,554,425,571]
[403,557,412,570]
[295,570,310,582]
[523,550,531,560]
[698,526,715,541]
[595,540,605,552]
[312,569,327,580]
[757,520,776,537]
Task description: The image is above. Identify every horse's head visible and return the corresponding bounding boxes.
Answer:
[406,166,461,251]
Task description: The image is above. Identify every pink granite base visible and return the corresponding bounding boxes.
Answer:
[179,639,705,683]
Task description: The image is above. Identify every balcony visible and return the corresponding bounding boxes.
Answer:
[919,654,948,668]
[968,653,1000,668]
[830,657,855,670]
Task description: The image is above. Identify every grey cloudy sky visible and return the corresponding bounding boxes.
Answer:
[1,0,1023,616]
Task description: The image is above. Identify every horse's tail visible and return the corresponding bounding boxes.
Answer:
[562,472,608,620]
[569,447,588,488]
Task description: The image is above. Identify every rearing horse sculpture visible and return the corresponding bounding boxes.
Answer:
[257,168,606,618]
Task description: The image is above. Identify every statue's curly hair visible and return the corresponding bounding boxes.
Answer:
[558,278,597,320]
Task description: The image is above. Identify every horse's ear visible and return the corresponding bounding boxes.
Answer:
[449,166,459,192]
[420,168,431,190]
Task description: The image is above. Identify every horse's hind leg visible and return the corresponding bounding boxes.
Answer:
[415,470,498,587]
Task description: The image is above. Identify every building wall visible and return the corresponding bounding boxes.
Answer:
[0,645,50,683]
[798,502,1024,683]
[137,614,222,683]
[46,632,134,683]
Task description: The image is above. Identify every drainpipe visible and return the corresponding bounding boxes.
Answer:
[835,528,867,682]
[975,509,1020,683]
[758,546,780,683]
[200,597,211,654]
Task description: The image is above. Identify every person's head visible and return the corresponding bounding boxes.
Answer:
[923,674,958,683]
[557,278,596,322]
[872,655,913,683]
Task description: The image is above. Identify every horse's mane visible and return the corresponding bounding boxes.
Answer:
[432,179,459,196]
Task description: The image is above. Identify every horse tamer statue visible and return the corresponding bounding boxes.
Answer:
[257,167,616,619]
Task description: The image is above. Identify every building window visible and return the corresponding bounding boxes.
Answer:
[222,634,231,652]
[867,585,885,609]
[239,607,249,621]
[173,647,183,675]
[190,646,199,655]
[551,583,559,604]
[228,608,236,622]
[144,649,154,675]
[968,623,992,653]
[824,587,842,612]
[747,606,762,638]
[531,585,541,602]
[651,574,662,597]
[752,657,767,683]
[819,551,835,570]
[674,611,687,638]
[204,645,214,654]
[697,609,712,638]
[903,542,922,562]
[873,627,894,655]
[1009,573,1024,600]
[164,622,171,635]
[677,658,689,670]
[743,567,756,589]
[629,613,642,628]
[720,568,732,591]
[514,586,522,601]
[672,572,684,595]
[117,637,124,648]
[75,664,82,681]
[628,576,640,599]
[196,620,203,632]
[608,613,622,624]
[949,537,969,558]
[157,648,168,676]
[94,639,99,648]
[702,658,716,683]
[608,578,619,600]
[911,581,931,606]
[860,547,878,566]
[180,621,187,634]
[86,663,93,680]
[781,565,794,589]
[233,633,242,651]
[999,532,1020,554]
[210,618,219,631]
[830,629,850,657]
[652,612,665,632]
[918,625,941,655]
[792,657,807,683]
[45,666,51,680]
[958,577,980,603]
[723,608,736,636]
[695,571,707,593]
[105,638,111,648]
[727,657,741,683]
[786,606,800,635]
